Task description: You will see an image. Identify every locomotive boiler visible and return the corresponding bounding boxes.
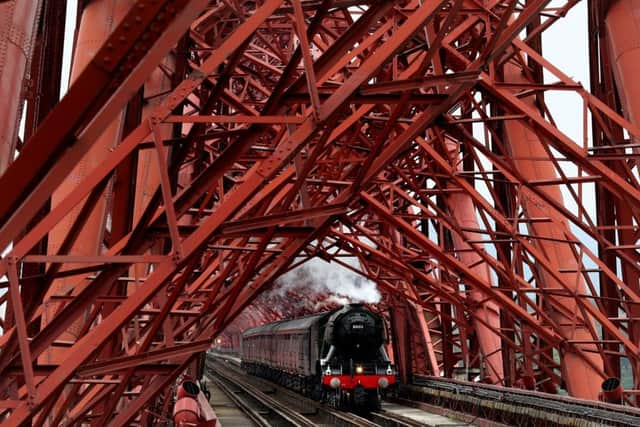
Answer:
[241,304,396,410]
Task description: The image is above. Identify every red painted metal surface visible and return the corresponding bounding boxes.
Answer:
[41,0,134,367]
[173,378,220,427]
[322,374,396,390]
[0,0,640,424]
[0,1,41,174]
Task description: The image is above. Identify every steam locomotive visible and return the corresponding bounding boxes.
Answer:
[241,304,396,410]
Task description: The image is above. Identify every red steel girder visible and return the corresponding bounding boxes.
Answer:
[3,0,640,423]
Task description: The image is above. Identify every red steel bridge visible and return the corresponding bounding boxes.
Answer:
[1,0,640,424]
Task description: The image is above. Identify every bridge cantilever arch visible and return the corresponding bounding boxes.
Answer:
[1,0,640,424]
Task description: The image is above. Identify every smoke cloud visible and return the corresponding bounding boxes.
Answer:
[275,256,381,303]
[220,257,381,349]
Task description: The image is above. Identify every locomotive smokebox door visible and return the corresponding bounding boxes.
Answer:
[333,307,384,355]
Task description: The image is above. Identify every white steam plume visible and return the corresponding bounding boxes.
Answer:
[276,256,380,303]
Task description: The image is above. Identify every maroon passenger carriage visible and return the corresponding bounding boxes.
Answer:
[241,304,396,410]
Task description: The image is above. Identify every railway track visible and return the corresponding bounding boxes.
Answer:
[207,355,374,426]
[408,376,640,427]
[206,354,468,426]
[207,371,271,426]
[209,352,640,426]
[207,358,320,426]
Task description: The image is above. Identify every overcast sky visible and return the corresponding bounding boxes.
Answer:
[542,1,589,140]
[61,1,78,97]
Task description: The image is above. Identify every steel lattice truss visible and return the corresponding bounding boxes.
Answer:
[1,0,640,424]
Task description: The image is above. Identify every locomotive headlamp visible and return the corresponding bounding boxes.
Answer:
[386,365,393,375]
[356,365,364,374]
[325,367,332,375]
[378,377,389,389]
[330,377,341,389]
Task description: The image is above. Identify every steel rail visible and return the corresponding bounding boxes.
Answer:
[206,371,274,427]
[207,355,381,426]
[207,353,469,427]
[411,376,640,427]
[207,357,319,427]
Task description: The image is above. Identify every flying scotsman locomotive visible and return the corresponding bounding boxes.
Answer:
[241,304,396,410]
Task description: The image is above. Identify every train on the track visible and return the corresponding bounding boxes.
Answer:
[240,303,396,410]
